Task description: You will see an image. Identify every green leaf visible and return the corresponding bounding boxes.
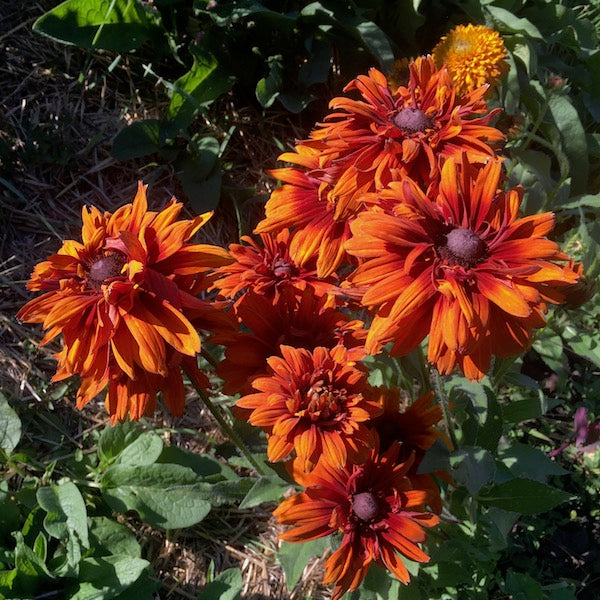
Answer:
[70,554,149,600]
[504,570,544,600]
[449,447,496,495]
[166,53,235,131]
[111,120,161,161]
[478,479,572,514]
[36,482,89,548]
[102,464,212,529]
[498,444,566,484]
[33,0,155,52]
[197,568,242,600]
[156,446,237,481]
[548,94,589,195]
[355,21,394,71]
[13,532,54,593]
[0,393,21,454]
[98,421,142,466]
[533,331,564,373]
[88,517,141,558]
[502,395,560,423]
[278,537,331,591]
[487,6,542,39]
[256,55,283,108]
[563,324,600,369]
[176,141,222,213]
[239,476,291,509]
[113,431,163,467]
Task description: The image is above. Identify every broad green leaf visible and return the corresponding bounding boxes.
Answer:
[278,537,331,591]
[33,0,155,52]
[0,393,21,454]
[88,517,141,558]
[355,21,394,71]
[114,431,163,467]
[197,568,242,600]
[487,6,542,39]
[505,570,544,600]
[70,554,149,600]
[156,446,237,481]
[167,53,235,131]
[563,324,600,369]
[176,146,222,213]
[111,120,161,161]
[417,439,451,474]
[533,331,564,373]
[13,532,54,593]
[502,395,560,423]
[239,476,291,509]
[478,479,572,514]
[36,482,89,549]
[98,421,142,465]
[256,55,283,108]
[548,94,589,195]
[498,444,566,484]
[449,447,496,495]
[102,464,211,529]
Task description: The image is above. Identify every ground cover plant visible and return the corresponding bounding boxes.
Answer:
[1,0,599,599]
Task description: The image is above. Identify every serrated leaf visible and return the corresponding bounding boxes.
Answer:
[278,537,331,591]
[478,479,572,514]
[33,0,155,52]
[88,517,141,558]
[102,464,211,529]
[197,567,242,600]
[0,393,21,454]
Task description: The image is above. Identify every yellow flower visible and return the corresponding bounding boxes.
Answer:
[433,24,508,96]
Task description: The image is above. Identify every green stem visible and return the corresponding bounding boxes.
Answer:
[433,370,458,450]
[184,368,267,475]
[417,344,432,394]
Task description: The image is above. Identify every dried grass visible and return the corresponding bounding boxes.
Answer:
[0,3,329,598]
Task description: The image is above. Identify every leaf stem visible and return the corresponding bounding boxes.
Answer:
[433,369,458,450]
[183,367,267,475]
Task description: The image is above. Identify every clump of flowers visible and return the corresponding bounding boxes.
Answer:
[432,23,509,96]
[18,183,232,422]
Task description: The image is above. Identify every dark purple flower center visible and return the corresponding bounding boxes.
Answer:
[272,258,294,279]
[440,228,487,268]
[393,108,433,134]
[87,253,126,287]
[352,492,379,522]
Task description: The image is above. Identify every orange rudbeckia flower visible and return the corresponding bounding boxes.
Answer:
[302,55,505,195]
[274,444,439,600]
[255,145,363,278]
[18,183,231,422]
[211,229,337,302]
[236,345,381,471]
[214,289,366,395]
[346,154,580,380]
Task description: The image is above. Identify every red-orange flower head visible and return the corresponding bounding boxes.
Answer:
[301,55,505,196]
[274,445,439,599]
[236,345,381,471]
[214,288,367,396]
[346,154,580,381]
[17,183,231,422]
[368,389,449,513]
[211,229,336,302]
[255,145,363,278]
